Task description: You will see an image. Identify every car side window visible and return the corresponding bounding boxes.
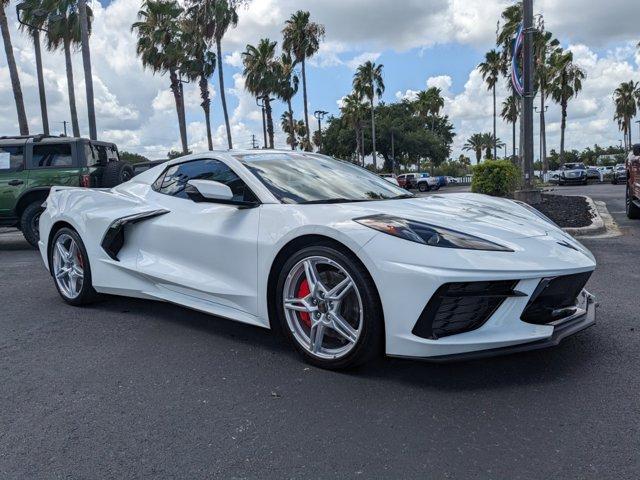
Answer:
[31,144,73,168]
[0,145,25,171]
[154,159,257,202]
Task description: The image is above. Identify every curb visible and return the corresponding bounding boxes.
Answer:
[562,195,606,237]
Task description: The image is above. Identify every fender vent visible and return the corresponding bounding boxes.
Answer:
[412,280,523,340]
[101,209,169,261]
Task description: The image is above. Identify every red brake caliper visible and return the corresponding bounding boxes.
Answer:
[297,279,311,328]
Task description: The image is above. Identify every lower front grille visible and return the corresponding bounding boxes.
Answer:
[412,280,521,340]
[521,272,592,325]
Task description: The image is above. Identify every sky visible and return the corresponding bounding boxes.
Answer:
[1,0,640,161]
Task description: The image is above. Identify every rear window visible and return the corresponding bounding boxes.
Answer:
[31,144,73,168]
[0,144,25,170]
[85,143,119,166]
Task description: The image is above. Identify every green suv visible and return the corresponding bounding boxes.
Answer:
[0,135,133,246]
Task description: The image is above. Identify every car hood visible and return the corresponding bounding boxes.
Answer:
[344,193,557,241]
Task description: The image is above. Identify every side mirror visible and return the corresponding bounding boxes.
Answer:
[186,179,233,202]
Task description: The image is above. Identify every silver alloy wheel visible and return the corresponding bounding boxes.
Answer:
[52,233,85,299]
[283,255,363,360]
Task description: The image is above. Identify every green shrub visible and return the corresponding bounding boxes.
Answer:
[471,160,521,197]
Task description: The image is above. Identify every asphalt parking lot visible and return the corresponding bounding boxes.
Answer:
[1,183,638,479]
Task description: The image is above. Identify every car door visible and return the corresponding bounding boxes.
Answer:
[0,143,28,217]
[130,158,261,317]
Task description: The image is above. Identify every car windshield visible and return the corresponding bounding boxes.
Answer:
[565,163,585,170]
[236,152,411,204]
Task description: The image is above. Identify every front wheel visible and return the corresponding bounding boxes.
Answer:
[276,244,384,370]
[627,185,640,219]
[418,182,429,192]
[50,228,100,305]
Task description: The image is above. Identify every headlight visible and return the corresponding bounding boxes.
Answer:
[354,215,513,252]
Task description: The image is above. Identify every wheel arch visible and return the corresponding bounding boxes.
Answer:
[15,187,50,217]
[266,234,384,337]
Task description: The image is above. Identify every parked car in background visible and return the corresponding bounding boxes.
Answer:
[445,176,459,184]
[0,135,130,246]
[612,164,627,185]
[434,176,447,188]
[627,144,640,219]
[558,162,588,186]
[397,173,419,189]
[586,167,601,181]
[380,173,400,186]
[416,173,440,192]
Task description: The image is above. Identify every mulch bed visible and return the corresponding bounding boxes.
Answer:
[532,194,594,228]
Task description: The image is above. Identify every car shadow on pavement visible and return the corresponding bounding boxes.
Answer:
[90,294,598,392]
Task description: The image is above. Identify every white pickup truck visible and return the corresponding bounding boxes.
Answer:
[415,173,441,192]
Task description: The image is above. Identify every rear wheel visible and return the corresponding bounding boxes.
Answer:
[418,182,429,192]
[276,245,383,369]
[20,201,44,248]
[50,228,99,305]
[626,185,640,219]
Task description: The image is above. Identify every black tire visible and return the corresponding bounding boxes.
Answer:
[100,161,134,188]
[418,182,429,192]
[275,243,384,370]
[20,201,44,248]
[49,227,100,306]
[626,185,640,220]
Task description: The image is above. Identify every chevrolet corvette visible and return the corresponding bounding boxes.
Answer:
[38,151,597,369]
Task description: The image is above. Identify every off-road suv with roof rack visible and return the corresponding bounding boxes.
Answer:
[627,144,640,219]
[0,135,133,246]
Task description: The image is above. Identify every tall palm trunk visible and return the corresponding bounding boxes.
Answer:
[540,89,547,173]
[360,127,365,166]
[492,85,497,160]
[370,97,377,169]
[170,69,188,154]
[78,0,96,140]
[511,120,516,158]
[199,75,213,151]
[33,31,49,135]
[560,100,567,163]
[1,7,29,135]
[63,37,80,137]
[301,58,310,144]
[216,38,232,149]
[287,99,295,150]
[264,96,274,149]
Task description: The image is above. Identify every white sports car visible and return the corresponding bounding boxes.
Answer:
[38,151,597,369]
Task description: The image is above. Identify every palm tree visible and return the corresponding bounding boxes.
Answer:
[186,0,242,149]
[282,10,325,145]
[501,95,519,158]
[78,0,96,140]
[280,112,306,149]
[17,0,49,134]
[274,52,299,150]
[481,133,504,159]
[534,29,560,173]
[613,81,639,150]
[496,2,522,73]
[463,133,485,164]
[549,49,585,162]
[243,38,278,149]
[183,11,216,150]
[132,0,189,153]
[353,61,384,169]
[415,87,445,130]
[341,92,367,165]
[46,0,94,138]
[1,1,29,135]
[478,50,501,160]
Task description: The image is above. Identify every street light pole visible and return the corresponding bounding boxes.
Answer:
[522,0,535,190]
[313,110,328,153]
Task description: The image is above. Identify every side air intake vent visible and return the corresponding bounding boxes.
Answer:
[101,209,169,261]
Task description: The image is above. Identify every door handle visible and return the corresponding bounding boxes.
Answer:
[8,179,24,186]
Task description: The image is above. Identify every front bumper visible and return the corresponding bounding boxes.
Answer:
[407,290,596,362]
